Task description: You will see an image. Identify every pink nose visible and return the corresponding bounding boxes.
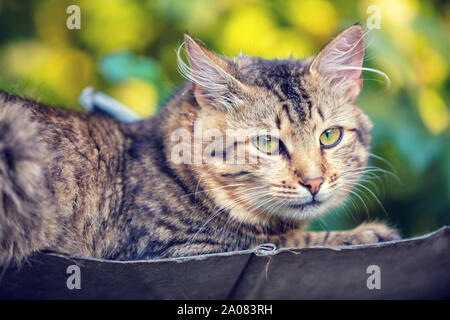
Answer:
[303,177,324,195]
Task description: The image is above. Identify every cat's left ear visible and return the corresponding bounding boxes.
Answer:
[309,24,365,100]
[181,34,245,110]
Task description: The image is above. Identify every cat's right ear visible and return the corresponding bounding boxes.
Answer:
[179,34,245,110]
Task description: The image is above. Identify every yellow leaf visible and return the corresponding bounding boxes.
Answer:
[418,89,449,135]
[79,0,152,54]
[287,0,337,39]
[221,5,276,56]
[111,79,158,118]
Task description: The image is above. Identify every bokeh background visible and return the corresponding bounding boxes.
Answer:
[0,0,448,237]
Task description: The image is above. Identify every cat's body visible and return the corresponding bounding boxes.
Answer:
[0,25,398,265]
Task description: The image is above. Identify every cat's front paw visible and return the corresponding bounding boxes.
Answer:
[332,223,400,246]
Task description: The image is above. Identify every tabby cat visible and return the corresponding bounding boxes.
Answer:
[0,24,399,265]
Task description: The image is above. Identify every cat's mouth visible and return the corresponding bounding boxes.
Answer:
[285,199,322,210]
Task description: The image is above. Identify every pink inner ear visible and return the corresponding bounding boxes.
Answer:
[184,38,210,86]
[313,26,365,95]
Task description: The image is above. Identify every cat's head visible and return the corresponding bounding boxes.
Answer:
[176,24,376,224]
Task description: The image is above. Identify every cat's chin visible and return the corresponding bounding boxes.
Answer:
[285,199,322,210]
[275,200,330,221]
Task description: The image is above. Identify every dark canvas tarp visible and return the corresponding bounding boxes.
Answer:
[0,226,449,299]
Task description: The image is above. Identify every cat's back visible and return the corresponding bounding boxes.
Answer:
[0,90,133,258]
[0,89,213,260]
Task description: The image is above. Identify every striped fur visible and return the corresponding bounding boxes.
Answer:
[0,25,398,265]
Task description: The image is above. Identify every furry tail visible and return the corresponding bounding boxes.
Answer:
[0,95,54,265]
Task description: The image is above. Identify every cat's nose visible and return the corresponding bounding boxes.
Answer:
[302,177,324,195]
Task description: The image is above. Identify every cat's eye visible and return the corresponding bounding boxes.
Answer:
[253,136,280,154]
[320,127,343,148]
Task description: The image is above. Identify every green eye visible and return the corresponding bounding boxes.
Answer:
[320,127,343,148]
[253,136,280,154]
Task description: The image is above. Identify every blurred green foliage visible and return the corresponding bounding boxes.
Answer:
[0,0,448,237]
